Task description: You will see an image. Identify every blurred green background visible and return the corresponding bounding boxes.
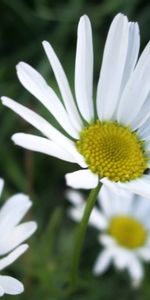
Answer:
[1,0,150,299]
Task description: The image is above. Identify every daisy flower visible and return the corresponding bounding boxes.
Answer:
[0,178,37,296]
[67,186,150,287]
[2,13,150,197]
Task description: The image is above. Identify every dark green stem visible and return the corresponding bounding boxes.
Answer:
[70,181,102,288]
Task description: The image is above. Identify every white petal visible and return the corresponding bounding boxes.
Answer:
[144,142,150,154]
[0,286,4,297]
[12,132,86,168]
[118,22,140,94]
[96,13,129,120]
[67,190,107,229]
[137,115,150,140]
[68,207,84,223]
[99,235,115,247]
[0,222,37,256]
[101,176,150,200]
[89,208,107,230]
[118,176,150,200]
[127,257,143,287]
[75,15,94,121]
[0,276,24,295]
[16,62,78,138]
[65,169,98,189]
[0,179,4,198]
[117,42,150,126]
[132,195,150,223]
[100,178,131,197]
[111,194,133,216]
[69,203,107,230]
[0,194,32,232]
[67,190,85,222]
[113,248,131,270]
[99,184,134,217]
[66,190,84,206]
[12,133,77,163]
[137,247,150,261]
[42,41,83,131]
[1,96,68,142]
[93,249,112,275]
[131,94,150,130]
[98,185,115,217]
[1,97,86,167]
[0,244,28,270]
[143,214,150,229]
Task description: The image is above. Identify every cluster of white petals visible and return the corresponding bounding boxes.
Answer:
[0,179,37,296]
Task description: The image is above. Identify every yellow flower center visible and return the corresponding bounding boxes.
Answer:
[76,121,148,182]
[109,215,147,249]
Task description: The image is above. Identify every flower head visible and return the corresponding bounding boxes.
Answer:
[2,13,150,197]
[0,179,37,296]
[67,186,150,287]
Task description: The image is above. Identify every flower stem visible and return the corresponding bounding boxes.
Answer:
[70,181,102,288]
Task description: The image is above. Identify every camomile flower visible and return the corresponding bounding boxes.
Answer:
[67,186,150,287]
[0,179,37,297]
[2,13,150,197]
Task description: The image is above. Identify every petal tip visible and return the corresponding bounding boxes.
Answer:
[79,14,90,27]
[1,96,8,104]
[11,134,18,144]
[42,40,48,47]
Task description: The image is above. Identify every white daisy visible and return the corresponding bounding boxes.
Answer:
[67,186,150,287]
[0,178,37,296]
[2,13,150,197]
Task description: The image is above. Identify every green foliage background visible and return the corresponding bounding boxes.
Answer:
[0,0,150,299]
